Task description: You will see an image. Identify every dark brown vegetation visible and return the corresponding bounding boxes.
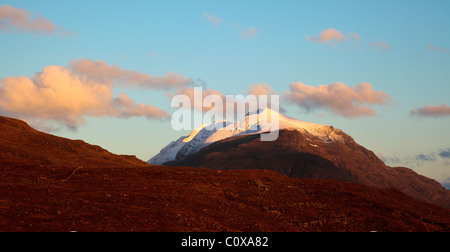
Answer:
[1,165,449,232]
[0,116,147,168]
[0,115,449,232]
[168,130,450,208]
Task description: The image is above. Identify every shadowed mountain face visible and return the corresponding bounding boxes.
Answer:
[167,130,450,209]
[1,115,449,232]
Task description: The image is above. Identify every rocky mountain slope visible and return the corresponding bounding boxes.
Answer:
[162,110,450,208]
[149,108,344,165]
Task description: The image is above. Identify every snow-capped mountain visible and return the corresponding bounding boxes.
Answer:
[148,108,344,165]
[148,108,450,208]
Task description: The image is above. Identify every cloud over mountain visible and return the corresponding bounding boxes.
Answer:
[284,82,392,119]
[415,153,437,162]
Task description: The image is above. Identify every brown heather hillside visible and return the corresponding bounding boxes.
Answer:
[0,116,148,168]
[0,165,449,232]
[167,130,450,209]
[0,115,449,232]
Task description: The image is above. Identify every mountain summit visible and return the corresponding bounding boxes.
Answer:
[148,108,343,165]
[151,109,450,208]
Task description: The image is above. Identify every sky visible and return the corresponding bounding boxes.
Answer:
[0,0,449,186]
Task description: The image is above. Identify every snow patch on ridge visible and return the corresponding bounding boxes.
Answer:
[147,108,344,165]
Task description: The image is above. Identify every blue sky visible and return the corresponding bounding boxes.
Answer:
[0,0,449,185]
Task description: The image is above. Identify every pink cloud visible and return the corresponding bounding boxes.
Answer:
[244,83,277,96]
[169,87,226,112]
[369,41,392,52]
[427,44,449,54]
[170,83,281,114]
[410,104,450,118]
[349,32,361,41]
[284,82,392,119]
[112,93,169,120]
[202,13,223,27]
[69,58,193,90]
[244,83,284,112]
[241,27,259,39]
[0,5,75,36]
[306,28,360,45]
[0,63,173,131]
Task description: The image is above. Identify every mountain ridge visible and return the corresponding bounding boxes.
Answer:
[159,110,450,208]
[148,108,345,165]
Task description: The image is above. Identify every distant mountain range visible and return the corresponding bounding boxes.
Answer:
[150,108,450,208]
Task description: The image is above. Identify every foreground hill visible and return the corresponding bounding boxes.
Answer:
[0,116,147,167]
[0,164,449,232]
[0,115,449,232]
